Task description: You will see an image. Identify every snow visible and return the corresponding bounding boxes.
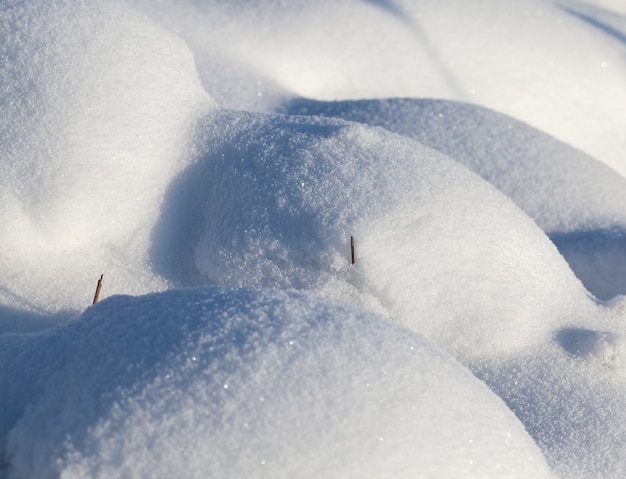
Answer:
[174,110,597,363]
[2,0,626,477]
[0,288,554,478]
[283,97,626,300]
[131,0,626,175]
[0,0,213,312]
[477,337,626,479]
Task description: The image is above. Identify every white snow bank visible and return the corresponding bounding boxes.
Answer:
[284,97,626,300]
[0,287,554,478]
[132,0,626,175]
[0,0,213,314]
[155,110,598,363]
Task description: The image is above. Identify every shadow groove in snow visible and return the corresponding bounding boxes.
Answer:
[0,305,72,335]
[555,327,620,360]
[550,228,626,300]
[558,2,626,46]
[149,157,208,287]
[149,110,346,287]
[360,0,410,22]
[356,1,465,98]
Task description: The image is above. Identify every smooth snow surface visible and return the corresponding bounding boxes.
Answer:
[3,0,626,477]
[0,0,213,313]
[131,0,626,175]
[0,288,554,478]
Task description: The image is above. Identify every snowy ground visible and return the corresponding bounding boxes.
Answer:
[2,0,626,477]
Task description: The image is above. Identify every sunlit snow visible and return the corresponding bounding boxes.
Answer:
[1,0,626,478]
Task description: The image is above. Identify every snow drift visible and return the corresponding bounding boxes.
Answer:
[131,0,626,175]
[284,97,626,300]
[0,0,213,313]
[0,287,554,478]
[2,0,626,478]
[161,109,598,363]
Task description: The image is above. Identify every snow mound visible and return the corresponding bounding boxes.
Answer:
[0,287,553,478]
[284,97,626,300]
[0,0,213,313]
[284,98,626,236]
[152,110,597,362]
[131,0,626,174]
